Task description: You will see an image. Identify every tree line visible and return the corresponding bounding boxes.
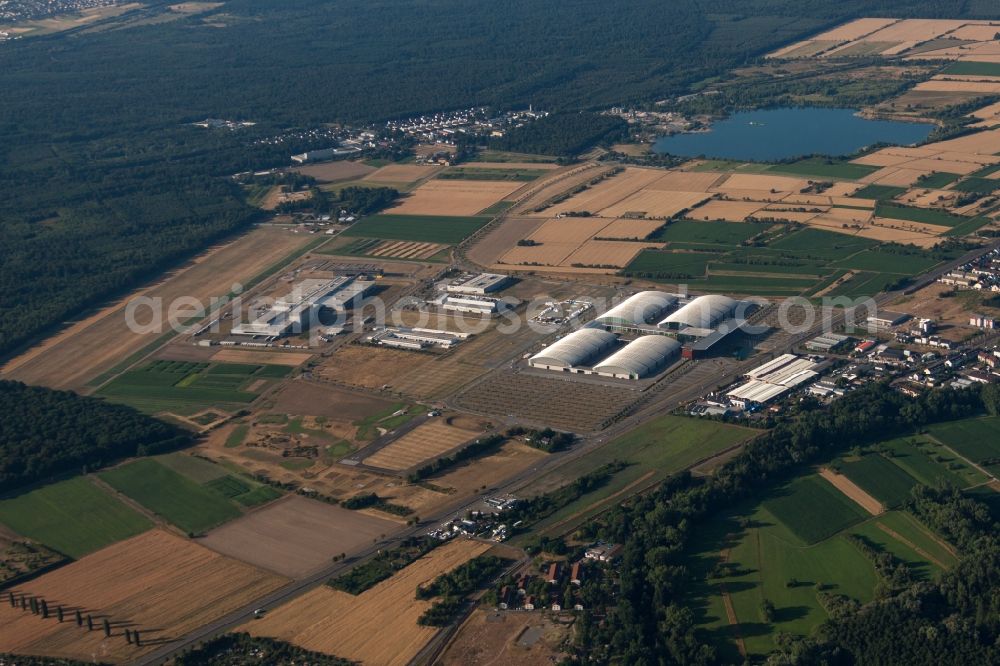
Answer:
[0,381,191,494]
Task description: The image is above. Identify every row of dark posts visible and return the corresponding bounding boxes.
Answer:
[7,591,141,646]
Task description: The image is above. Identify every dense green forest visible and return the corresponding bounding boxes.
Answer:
[0,381,191,493]
[568,383,1000,664]
[1,0,997,357]
[490,113,627,156]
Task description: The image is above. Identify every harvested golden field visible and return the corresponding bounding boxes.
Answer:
[292,161,375,182]
[363,164,441,184]
[871,218,952,235]
[852,226,941,247]
[864,19,966,43]
[928,127,1000,154]
[599,190,711,219]
[432,441,547,495]
[689,200,763,222]
[198,496,399,578]
[562,240,661,268]
[533,167,665,217]
[647,170,723,191]
[715,173,809,193]
[897,189,959,207]
[245,539,491,666]
[596,218,665,239]
[862,166,935,187]
[527,217,616,244]
[948,24,1000,41]
[388,179,522,216]
[0,226,314,391]
[362,420,482,471]
[314,344,434,390]
[466,216,548,266]
[0,530,287,664]
[914,80,1000,94]
[210,349,313,367]
[809,17,899,42]
[500,242,579,266]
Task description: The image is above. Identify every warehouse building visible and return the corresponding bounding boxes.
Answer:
[659,295,739,332]
[232,276,371,337]
[445,272,512,296]
[593,336,682,379]
[594,291,679,332]
[866,310,910,332]
[727,354,821,409]
[441,294,507,315]
[528,328,618,372]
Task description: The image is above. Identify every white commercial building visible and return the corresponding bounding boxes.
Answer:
[529,328,618,372]
[445,273,512,296]
[593,336,682,379]
[232,277,371,337]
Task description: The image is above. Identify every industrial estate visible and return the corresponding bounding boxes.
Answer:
[2,8,1000,666]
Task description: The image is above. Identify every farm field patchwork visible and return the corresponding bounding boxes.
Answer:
[0,477,152,559]
[99,458,243,534]
[245,539,490,666]
[880,436,984,488]
[0,530,287,663]
[97,360,285,414]
[928,416,1000,472]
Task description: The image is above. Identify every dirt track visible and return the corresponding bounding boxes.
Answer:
[819,467,884,515]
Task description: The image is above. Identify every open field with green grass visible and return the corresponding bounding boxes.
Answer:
[341,214,490,243]
[838,454,919,508]
[764,475,870,544]
[97,360,282,413]
[942,61,1000,77]
[767,228,876,260]
[100,459,242,534]
[686,484,956,658]
[880,436,984,488]
[916,172,961,188]
[0,477,152,558]
[875,202,968,227]
[826,271,905,299]
[853,184,906,200]
[528,416,757,536]
[653,219,761,246]
[834,249,942,275]
[928,417,1000,469]
[622,250,714,279]
[951,177,999,195]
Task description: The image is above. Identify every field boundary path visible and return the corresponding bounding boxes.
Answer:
[717,546,747,658]
[874,522,949,570]
[819,467,884,515]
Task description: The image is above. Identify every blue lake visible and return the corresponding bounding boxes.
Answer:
[652,107,934,162]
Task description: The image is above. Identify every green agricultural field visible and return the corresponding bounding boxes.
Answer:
[685,499,877,659]
[621,250,714,279]
[928,417,1000,464]
[437,168,546,181]
[764,475,870,544]
[100,459,242,534]
[653,219,761,246]
[834,250,941,275]
[951,177,999,195]
[477,200,517,216]
[850,510,958,578]
[0,477,152,558]
[692,274,818,296]
[156,452,230,483]
[944,215,992,237]
[838,454,920,508]
[875,202,968,227]
[942,61,1000,77]
[880,436,981,489]
[97,360,280,413]
[707,261,831,277]
[529,416,757,536]
[825,271,905,299]
[342,214,490,244]
[853,184,906,200]
[225,424,250,448]
[767,228,876,261]
[915,172,961,189]
[767,158,880,180]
